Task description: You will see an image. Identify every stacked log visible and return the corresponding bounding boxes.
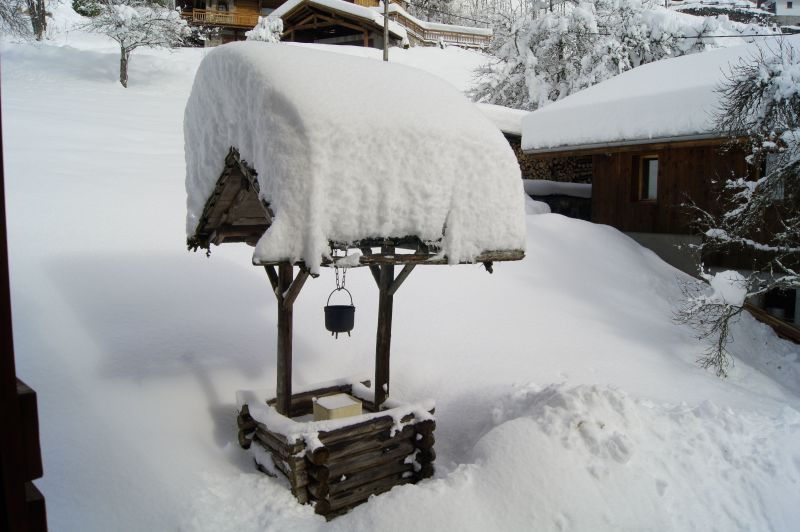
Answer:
[237,397,436,519]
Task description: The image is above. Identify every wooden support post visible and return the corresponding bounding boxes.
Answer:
[374,249,394,408]
[264,265,279,295]
[387,264,414,296]
[276,263,294,416]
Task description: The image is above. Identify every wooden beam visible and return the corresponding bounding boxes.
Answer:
[374,247,395,409]
[360,247,381,286]
[276,264,294,416]
[264,265,279,296]
[387,264,414,296]
[368,265,381,287]
[255,249,525,268]
[524,136,739,160]
[283,269,309,309]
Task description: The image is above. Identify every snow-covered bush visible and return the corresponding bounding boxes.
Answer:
[82,0,189,87]
[678,40,800,376]
[471,0,775,111]
[245,15,282,43]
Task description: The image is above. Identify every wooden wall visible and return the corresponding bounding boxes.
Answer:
[590,143,749,234]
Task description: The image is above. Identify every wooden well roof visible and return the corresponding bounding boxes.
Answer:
[188,148,524,268]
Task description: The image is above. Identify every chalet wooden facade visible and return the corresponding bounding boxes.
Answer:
[527,138,748,270]
[178,0,492,48]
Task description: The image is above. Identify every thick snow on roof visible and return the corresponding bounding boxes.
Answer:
[272,0,408,41]
[185,43,525,270]
[522,36,800,153]
[385,3,493,37]
[476,103,529,136]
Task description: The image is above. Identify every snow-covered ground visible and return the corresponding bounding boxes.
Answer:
[3,7,800,532]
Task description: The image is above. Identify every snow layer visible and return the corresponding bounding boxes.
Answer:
[185,43,525,271]
[708,270,748,306]
[4,8,800,532]
[383,3,493,37]
[522,35,800,152]
[524,179,592,198]
[476,102,528,136]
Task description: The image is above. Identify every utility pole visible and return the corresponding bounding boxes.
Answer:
[383,0,389,62]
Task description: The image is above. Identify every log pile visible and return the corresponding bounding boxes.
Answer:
[237,386,435,519]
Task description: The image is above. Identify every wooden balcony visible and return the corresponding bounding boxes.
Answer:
[183,9,261,29]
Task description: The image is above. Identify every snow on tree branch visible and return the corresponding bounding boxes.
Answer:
[0,0,32,38]
[679,40,800,376]
[245,15,283,43]
[471,0,776,111]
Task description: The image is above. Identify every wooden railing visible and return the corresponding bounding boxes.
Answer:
[388,11,491,47]
[183,9,261,28]
[353,0,379,6]
[744,302,800,344]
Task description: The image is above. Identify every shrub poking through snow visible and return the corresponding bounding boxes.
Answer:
[82,0,189,87]
[678,40,800,376]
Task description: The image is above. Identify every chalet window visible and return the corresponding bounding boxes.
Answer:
[789,2,794,8]
[638,156,659,201]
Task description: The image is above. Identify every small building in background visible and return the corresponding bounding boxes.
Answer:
[521,39,800,330]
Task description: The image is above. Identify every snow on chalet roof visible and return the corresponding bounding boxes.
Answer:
[385,4,493,37]
[522,36,800,154]
[272,0,408,42]
[184,43,525,272]
[476,103,529,137]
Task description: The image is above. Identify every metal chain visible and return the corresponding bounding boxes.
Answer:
[333,247,347,290]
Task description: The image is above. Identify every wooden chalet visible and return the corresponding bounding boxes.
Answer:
[178,0,492,48]
[184,44,525,518]
[522,40,800,334]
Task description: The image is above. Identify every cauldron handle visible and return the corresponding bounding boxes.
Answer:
[326,287,353,306]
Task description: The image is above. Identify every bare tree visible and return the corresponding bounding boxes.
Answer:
[83,0,189,87]
[27,0,45,39]
[678,40,800,376]
[0,0,32,37]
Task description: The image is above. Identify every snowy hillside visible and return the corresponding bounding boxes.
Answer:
[2,7,800,532]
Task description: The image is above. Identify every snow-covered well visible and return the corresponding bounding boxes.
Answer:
[185,43,525,272]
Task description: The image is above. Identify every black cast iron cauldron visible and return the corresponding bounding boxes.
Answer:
[325,288,355,338]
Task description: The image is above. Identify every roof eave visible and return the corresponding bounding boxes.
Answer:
[522,133,729,157]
